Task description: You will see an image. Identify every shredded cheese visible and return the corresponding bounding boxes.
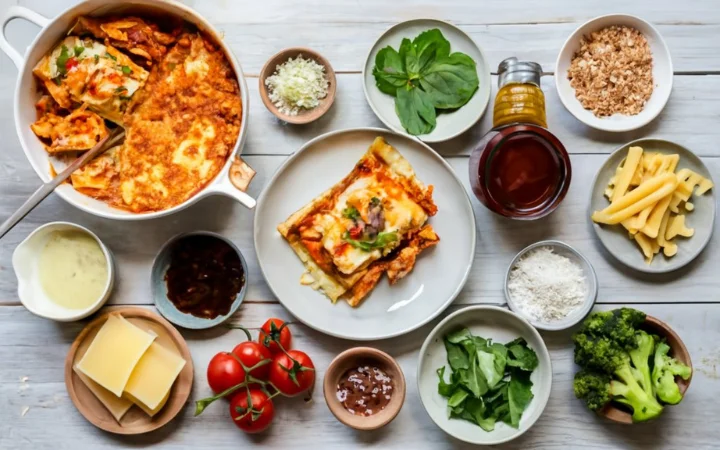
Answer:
[507,247,587,323]
[265,55,329,116]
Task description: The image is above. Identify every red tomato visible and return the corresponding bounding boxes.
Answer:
[231,341,272,381]
[229,389,274,433]
[269,350,315,397]
[207,352,244,395]
[258,318,292,354]
[65,57,79,71]
[348,225,363,239]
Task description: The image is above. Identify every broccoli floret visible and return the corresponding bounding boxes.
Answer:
[573,309,663,422]
[628,330,655,396]
[652,341,692,405]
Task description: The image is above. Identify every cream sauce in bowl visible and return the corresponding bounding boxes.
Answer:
[12,222,114,321]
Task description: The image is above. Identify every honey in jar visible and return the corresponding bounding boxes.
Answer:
[469,58,571,219]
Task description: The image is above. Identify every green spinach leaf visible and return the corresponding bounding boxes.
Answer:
[395,85,436,135]
[444,340,469,371]
[508,369,534,428]
[437,366,458,397]
[506,337,539,371]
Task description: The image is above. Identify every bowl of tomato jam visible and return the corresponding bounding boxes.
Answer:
[151,231,248,329]
[469,124,572,219]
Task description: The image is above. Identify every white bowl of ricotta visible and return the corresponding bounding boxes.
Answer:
[504,240,597,331]
[12,222,115,322]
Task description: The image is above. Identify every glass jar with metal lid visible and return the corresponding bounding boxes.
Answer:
[468,57,571,219]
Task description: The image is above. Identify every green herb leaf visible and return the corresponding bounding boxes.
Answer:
[52,76,62,86]
[105,52,117,61]
[508,369,534,428]
[476,350,503,390]
[444,340,468,370]
[56,45,70,76]
[437,367,458,397]
[418,53,479,109]
[342,206,360,221]
[447,389,469,408]
[73,46,85,57]
[395,85,436,136]
[342,231,398,252]
[412,28,451,73]
[399,38,420,79]
[372,46,408,96]
[446,328,472,344]
[121,65,132,75]
[505,337,539,371]
[94,54,100,63]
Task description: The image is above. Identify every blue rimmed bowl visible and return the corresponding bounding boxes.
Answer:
[151,231,248,329]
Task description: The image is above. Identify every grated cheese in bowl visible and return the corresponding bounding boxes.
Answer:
[265,55,329,116]
[507,246,588,324]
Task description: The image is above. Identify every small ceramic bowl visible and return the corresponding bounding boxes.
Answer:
[151,231,248,329]
[555,14,673,132]
[259,47,337,124]
[12,222,115,321]
[599,315,692,424]
[505,240,598,331]
[323,347,406,430]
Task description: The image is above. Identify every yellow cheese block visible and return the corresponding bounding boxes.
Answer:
[122,342,186,413]
[76,314,156,397]
[73,365,133,423]
[125,389,170,417]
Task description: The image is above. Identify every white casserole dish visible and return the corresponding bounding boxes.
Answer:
[0,0,256,220]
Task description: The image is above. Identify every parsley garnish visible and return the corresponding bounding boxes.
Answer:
[52,76,62,86]
[56,45,70,76]
[342,206,360,220]
[104,52,117,61]
[121,65,132,75]
[94,54,99,63]
[343,231,398,252]
[73,46,84,57]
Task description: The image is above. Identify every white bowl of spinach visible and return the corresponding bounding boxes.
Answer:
[363,19,491,143]
[417,305,552,445]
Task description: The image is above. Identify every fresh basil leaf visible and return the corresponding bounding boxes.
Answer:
[395,85,436,136]
[446,328,472,344]
[399,38,420,80]
[343,231,398,251]
[373,46,408,96]
[437,366,458,397]
[419,53,479,109]
[508,369,534,428]
[464,397,497,431]
[412,28,451,73]
[447,389,469,408]
[342,206,360,220]
[506,337,539,371]
[462,350,489,398]
[56,45,70,76]
[444,339,468,371]
[476,350,503,389]
[73,46,84,57]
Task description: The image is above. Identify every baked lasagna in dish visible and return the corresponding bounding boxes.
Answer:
[278,137,440,307]
[29,16,242,213]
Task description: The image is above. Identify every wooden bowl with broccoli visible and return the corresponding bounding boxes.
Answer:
[572,308,692,424]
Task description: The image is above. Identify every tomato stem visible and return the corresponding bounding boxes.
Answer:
[226,324,253,341]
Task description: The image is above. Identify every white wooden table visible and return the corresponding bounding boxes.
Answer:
[1,1,720,449]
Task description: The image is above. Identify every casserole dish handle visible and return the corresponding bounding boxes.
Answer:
[212,156,257,209]
[0,6,49,69]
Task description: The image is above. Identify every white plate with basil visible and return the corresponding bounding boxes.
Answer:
[362,19,492,143]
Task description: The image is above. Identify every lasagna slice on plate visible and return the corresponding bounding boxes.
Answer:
[278,137,440,307]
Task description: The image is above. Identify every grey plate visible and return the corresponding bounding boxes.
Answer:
[504,240,597,331]
[589,139,716,273]
[362,19,492,143]
[151,231,248,329]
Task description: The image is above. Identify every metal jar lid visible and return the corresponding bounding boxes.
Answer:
[497,57,543,88]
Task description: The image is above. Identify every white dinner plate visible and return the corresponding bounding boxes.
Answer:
[362,19,492,143]
[254,128,476,340]
[417,306,552,445]
[589,139,716,273]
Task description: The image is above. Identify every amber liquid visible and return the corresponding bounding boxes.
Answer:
[486,132,562,212]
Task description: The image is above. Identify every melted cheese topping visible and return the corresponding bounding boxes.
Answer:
[316,171,428,275]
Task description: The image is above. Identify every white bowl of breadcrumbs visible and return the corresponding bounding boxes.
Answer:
[555,14,673,132]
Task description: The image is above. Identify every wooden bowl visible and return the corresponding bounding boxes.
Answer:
[599,315,692,424]
[64,307,194,434]
[259,47,336,124]
[323,347,405,430]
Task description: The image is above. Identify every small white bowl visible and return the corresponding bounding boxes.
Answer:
[417,305,552,445]
[12,222,115,321]
[555,14,673,132]
[504,240,597,331]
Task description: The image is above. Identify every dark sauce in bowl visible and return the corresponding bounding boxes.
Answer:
[336,365,394,416]
[164,235,244,319]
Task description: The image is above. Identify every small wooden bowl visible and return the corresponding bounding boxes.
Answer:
[323,347,405,430]
[65,307,194,434]
[259,47,336,124]
[599,315,692,424]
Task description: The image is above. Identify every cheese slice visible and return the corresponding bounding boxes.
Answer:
[76,314,156,397]
[122,342,186,413]
[73,365,133,422]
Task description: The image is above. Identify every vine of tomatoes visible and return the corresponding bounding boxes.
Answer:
[195,318,315,434]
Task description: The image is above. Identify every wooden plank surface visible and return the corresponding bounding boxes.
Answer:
[2,303,720,450]
[0,0,719,448]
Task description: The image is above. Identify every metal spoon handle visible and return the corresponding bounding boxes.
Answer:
[0,129,125,240]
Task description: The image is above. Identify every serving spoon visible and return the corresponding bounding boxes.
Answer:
[0,128,125,240]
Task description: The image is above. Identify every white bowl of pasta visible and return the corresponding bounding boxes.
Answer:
[0,0,255,220]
